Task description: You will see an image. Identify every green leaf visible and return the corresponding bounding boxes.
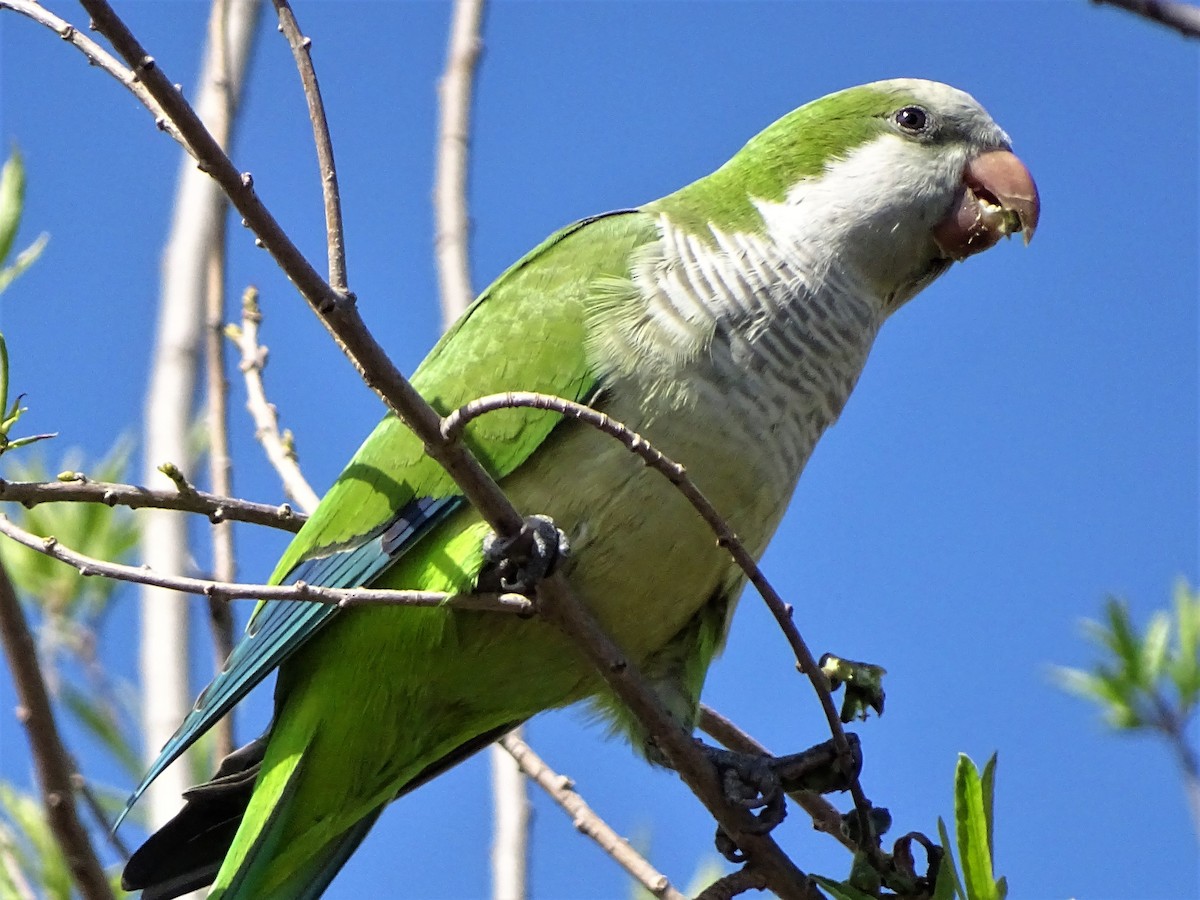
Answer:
[955,754,998,900]
[1102,598,1142,684]
[0,232,49,296]
[60,683,143,781]
[1170,580,1200,709]
[810,875,879,900]
[0,440,138,621]
[0,782,71,900]
[0,149,25,266]
[936,817,966,900]
[980,754,998,861]
[1141,611,1170,685]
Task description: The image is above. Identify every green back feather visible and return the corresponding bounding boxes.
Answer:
[269,210,661,584]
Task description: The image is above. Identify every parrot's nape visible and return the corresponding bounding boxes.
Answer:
[121,78,1038,899]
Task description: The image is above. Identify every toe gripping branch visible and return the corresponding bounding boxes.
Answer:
[480,514,570,594]
[701,734,863,863]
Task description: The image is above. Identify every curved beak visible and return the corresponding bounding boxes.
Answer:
[932,150,1040,261]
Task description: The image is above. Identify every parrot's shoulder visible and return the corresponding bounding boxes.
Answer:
[273,209,662,577]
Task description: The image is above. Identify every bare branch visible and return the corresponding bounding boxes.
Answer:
[231,289,321,513]
[270,0,348,292]
[0,514,530,614]
[1093,0,1200,37]
[75,776,131,861]
[0,477,303,532]
[491,725,530,900]
[693,866,769,900]
[0,560,114,900]
[202,0,240,763]
[77,0,525,543]
[500,732,686,900]
[0,0,183,145]
[434,0,486,327]
[444,391,878,861]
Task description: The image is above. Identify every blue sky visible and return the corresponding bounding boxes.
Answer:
[1,2,1197,898]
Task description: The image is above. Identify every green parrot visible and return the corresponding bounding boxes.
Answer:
[120,78,1038,898]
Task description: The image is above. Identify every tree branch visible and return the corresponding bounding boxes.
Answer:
[444,391,877,858]
[693,865,769,900]
[0,0,182,144]
[699,705,854,852]
[1092,0,1200,38]
[270,0,348,293]
[0,477,304,532]
[0,559,113,900]
[230,289,321,513]
[500,731,685,900]
[0,514,529,614]
[434,0,485,328]
[202,0,240,764]
[78,0,526,543]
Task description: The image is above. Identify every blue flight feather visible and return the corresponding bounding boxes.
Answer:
[116,495,461,830]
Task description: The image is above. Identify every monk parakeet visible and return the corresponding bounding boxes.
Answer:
[121,78,1038,899]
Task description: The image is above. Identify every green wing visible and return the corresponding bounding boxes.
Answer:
[273,208,660,576]
[120,209,661,830]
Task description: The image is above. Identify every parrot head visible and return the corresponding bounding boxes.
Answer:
[664,78,1040,312]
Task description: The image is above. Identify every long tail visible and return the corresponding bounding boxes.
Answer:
[123,719,523,899]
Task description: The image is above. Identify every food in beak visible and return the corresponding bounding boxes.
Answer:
[933,150,1040,261]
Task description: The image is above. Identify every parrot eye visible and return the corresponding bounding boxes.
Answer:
[894,106,929,133]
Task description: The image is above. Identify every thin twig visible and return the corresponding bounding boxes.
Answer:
[1092,0,1200,37]
[501,731,685,900]
[75,775,130,861]
[231,289,321,513]
[1150,694,1200,839]
[0,514,529,614]
[0,0,183,144]
[70,6,817,890]
[699,705,854,852]
[693,866,769,900]
[203,0,239,763]
[270,0,348,292]
[77,0,525,544]
[0,477,304,532]
[0,559,114,900]
[443,391,878,860]
[434,0,486,327]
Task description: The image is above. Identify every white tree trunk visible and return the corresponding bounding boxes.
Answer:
[139,0,261,833]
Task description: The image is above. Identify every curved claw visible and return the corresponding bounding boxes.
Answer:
[480,514,570,593]
[700,744,788,861]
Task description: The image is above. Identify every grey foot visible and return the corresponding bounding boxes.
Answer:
[480,514,570,593]
[705,734,864,863]
[701,744,787,862]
